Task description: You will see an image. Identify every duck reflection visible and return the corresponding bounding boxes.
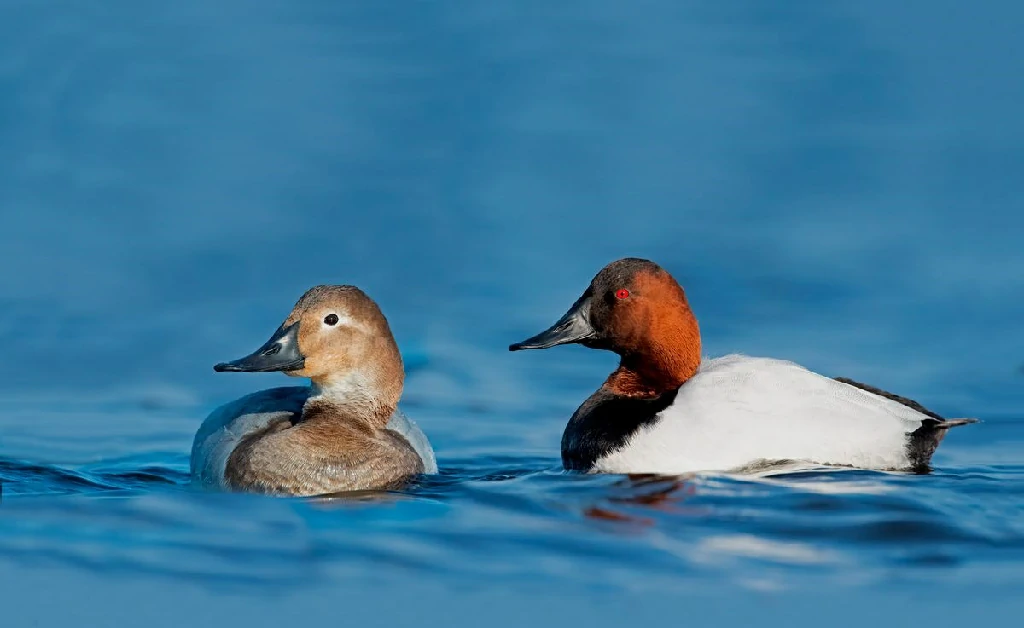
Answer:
[583,474,702,525]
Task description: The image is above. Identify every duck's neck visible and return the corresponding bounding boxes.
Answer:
[305,370,399,428]
[605,305,702,398]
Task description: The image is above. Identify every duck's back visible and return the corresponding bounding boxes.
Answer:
[592,355,931,474]
[190,387,437,490]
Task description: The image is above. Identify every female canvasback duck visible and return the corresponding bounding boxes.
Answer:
[510,258,975,475]
[190,285,436,496]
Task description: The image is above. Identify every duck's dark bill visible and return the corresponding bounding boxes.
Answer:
[509,296,595,351]
[214,321,306,373]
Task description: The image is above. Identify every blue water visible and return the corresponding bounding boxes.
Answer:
[2,1,1024,625]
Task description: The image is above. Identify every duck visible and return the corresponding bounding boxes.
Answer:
[190,285,437,496]
[509,258,975,475]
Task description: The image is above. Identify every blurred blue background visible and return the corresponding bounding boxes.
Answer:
[1,1,1022,626]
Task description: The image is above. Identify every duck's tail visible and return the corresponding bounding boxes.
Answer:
[908,417,978,472]
[933,418,979,429]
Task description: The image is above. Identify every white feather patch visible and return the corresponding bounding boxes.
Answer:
[592,355,928,474]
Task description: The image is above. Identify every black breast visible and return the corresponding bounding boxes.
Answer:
[561,388,679,471]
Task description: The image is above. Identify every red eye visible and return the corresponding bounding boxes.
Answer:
[615,289,630,300]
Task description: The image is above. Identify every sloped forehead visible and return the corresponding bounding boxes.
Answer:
[284,284,388,327]
[284,284,391,333]
[592,258,664,289]
[293,285,366,310]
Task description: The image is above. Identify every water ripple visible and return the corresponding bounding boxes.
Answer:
[1,449,1024,595]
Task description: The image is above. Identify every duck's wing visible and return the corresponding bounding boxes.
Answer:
[832,377,944,420]
[190,386,309,489]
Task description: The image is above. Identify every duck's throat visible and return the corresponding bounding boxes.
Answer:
[606,343,701,398]
[307,373,397,426]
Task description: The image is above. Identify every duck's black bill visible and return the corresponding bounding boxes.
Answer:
[509,295,595,351]
[214,321,306,373]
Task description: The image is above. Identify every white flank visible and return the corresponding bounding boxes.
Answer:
[592,355,930,474]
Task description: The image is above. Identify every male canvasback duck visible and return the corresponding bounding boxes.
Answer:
[190,285,436,496]
[510,258,975,475]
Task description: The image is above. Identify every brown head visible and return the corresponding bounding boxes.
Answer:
[214,285,404,420]
[509,258,701,397]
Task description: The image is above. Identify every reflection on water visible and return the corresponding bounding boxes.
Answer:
[583,476,701,524]
[1,0,1024,625]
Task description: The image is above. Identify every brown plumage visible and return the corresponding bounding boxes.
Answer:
[283,286,405,426]
[196,285,428,497]
[223,403,424,495]
[605,267,702,398]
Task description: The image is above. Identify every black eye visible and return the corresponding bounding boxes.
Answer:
[324,314,339,326]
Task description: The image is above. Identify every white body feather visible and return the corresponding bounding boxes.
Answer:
[592,355,932,474]
[190,387,437,490]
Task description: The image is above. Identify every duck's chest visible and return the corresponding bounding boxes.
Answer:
[191,387,439,492]
[561,389,679,471]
